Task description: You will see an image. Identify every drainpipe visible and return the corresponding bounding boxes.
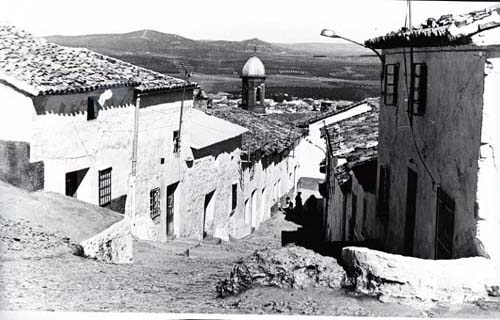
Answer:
[131,96,141,176]
[127,95,141,221]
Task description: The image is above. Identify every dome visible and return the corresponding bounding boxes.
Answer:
[242,56,266,77]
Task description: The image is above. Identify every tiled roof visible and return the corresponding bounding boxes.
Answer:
[206,106,304,160]
[0,25,195,96]
[322,98,379,186]
[366,5,500,48]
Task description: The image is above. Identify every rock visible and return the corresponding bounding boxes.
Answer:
[80,217,133,264]
[488,285,500,297]
[72,244,85,257]
[216,245,344,297]
[341,246,500,307]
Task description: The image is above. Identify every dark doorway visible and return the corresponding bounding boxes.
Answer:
[435,188,455,259]
[166,183,178,238]
[203,190,215,238]
[65,168,89,198]
[349,193,357,241]
[404,168,418,256]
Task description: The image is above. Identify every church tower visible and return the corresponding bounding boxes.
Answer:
[241,56,266,114]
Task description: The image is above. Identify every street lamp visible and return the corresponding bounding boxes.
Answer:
[320,29,385,94]
[320,29,384,65]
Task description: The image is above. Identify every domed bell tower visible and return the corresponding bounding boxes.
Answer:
[241,56,266,114]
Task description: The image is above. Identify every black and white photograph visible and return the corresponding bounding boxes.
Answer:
[0,0,499,318]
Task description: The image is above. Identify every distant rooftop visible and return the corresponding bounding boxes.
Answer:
[322,98,379,186]
[206,106,304,160]
[0,25,195,96]
[366,5,500,49]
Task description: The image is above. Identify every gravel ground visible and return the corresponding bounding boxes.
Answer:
[1,212,499,317]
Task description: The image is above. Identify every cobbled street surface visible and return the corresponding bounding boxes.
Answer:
[1,212,500,317]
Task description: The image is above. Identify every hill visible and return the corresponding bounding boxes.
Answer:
[46,30,379,76]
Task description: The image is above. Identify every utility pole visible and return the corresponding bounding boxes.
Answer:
[176,63,192,153]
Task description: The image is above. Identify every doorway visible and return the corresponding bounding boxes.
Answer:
[435,188,455,259]
[404,168,418,256]
[203,190,215,238]
[251,190,257,229]
[166,183,178,238]
[65,168,89,198]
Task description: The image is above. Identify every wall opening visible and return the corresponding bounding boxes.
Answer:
[65,168,89,198]
[404,167,418,256]
[203,190,215,238]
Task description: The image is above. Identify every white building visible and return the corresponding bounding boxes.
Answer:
[0,25,255,242]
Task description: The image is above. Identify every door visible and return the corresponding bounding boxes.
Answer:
[65,168,89,198]
[404,168,418,256]
[251,190,257,229]
[261,188,267,221]
[203,190,215,238]
[350,193,357,241]
[435,188,455,259]
[166,183,177,238]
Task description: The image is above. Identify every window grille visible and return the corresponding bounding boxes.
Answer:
[173,130,180,153]
[150,187,161,221]
[98,168,112,206]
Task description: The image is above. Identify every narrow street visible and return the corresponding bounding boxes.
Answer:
[1,209,499,317]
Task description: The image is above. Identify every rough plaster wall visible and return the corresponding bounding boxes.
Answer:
[131,100,192,241]
[30,87,135,205]
[0,84,35,142]
[351,173,379,241]
[0,140,44,191]
[476,55,500,278]
[379,47,485,258]
[180,149,241,241]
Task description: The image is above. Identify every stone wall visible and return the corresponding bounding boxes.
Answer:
[80,216,133,264]
[378,46,488,259]
[0,140,44,191]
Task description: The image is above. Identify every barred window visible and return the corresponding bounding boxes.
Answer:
[384,64,399,106]
[98,168,112,207]
[150,187,161,221]
[173,130,180,153]
[409,63,427,115]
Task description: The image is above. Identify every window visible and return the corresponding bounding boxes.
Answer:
[377,165,390,217]
[173,130,180,153]
[435,188,455,259]
[231,183,238,211]
[87,97,99,120]
[384,63,399,106]
[150,187,161,221]
[98,168,112,207]
[256,87,262,103]
[409,63,427,115]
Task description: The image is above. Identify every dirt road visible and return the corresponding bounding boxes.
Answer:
[1,212,499,317]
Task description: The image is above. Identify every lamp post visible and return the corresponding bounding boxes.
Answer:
[320,29,385,94]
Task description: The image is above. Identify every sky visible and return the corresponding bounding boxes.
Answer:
[1,0,498,43]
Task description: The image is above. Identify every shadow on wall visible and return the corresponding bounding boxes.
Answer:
[0,140,44,191]
[281,193,384,263]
